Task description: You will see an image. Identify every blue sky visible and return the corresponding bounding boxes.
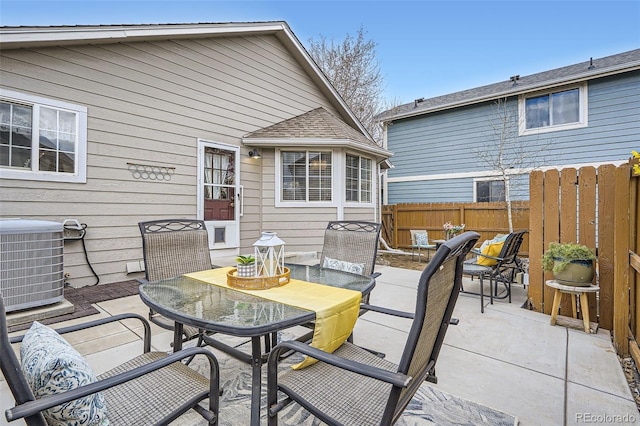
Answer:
[0,0,638,104]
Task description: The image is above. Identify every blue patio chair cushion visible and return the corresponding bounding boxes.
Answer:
[20,321,109,426]
[415,232,429,246]
[322,256,366,275]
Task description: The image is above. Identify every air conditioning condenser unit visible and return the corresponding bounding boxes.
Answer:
[0,219,65,312]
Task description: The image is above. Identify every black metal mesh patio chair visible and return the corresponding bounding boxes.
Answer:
[462,230,526,313]
[267,231,480,426]
[0,294,220,426]
[300,221,382,348]
[139,219,213,345]
[318,220,382,281]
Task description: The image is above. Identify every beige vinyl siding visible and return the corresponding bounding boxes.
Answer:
[0,34,348,286]
[343,209,379,222]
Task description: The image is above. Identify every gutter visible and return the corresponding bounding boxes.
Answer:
[242,137,392,159]
[0,22,286,47]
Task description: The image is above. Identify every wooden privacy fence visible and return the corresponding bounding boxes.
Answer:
[381,201,530,256]
[383,162,640,358]
[527,163,635,356]
[628,158,640,361]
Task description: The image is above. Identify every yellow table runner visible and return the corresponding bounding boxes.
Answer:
[184,267,362,369]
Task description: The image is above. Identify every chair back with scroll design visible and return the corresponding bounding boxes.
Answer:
[138,219,212,339]
[318,221,381,278]
[139,219,212,282]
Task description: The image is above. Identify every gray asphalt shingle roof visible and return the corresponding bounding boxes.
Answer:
[377,48,640,122]
[243,107,390,157]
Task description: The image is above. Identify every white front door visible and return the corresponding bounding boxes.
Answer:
[197,140,240,253]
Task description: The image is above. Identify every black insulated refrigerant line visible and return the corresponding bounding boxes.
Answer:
[62,220,100,286]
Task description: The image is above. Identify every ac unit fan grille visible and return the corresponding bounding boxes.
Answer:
[0,220,65,312]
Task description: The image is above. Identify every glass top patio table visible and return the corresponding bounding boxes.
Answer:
[138,263,376,426]
[138,263,375,337]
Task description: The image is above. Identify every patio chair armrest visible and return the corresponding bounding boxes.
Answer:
[5,346,219,422]
[9,313,152,353]
[268,340,411,388]
[371,271,382,279]
[360,303,414,319]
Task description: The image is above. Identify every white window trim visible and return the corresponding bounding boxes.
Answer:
[518,83,588,136]
[0,88,88,183]
[345,151,375,207]
[473,176,508,202]
[275,148,337,208]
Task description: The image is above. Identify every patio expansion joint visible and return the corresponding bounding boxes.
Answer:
[97,303,151,343]
[563,328,569,426]
[566,379,637,403]
[443,341,568,382]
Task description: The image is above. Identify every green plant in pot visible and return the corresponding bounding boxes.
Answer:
[235,254,256,278]
[542,242,596,286]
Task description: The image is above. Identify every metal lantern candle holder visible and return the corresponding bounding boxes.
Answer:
[253,232,286,277]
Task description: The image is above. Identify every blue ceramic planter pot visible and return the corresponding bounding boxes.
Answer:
[553,258,594,286]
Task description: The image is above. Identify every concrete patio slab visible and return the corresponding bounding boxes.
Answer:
[567,328,635,399]
[434,343,566,425]
[444,302,568,378]
[566,381,638,425]
[1,265,637,426]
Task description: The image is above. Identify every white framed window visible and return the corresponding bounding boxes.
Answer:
[280,150,333,203]
[345,153,372,203]
[0,88,87,183]
[474,178,506,202]
[518,84,587,135]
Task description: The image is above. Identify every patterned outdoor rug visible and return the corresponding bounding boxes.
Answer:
[183,335,519,426]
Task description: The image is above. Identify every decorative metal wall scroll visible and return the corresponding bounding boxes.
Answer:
[127,162,175,181]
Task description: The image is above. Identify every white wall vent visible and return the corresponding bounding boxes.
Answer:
[0,219,64,312]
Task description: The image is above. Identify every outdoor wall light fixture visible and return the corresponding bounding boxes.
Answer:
[248,149,261,159]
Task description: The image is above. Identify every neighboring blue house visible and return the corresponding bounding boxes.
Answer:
[376,49,640,204]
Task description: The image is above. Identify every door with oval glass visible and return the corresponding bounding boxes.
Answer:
[198,141,240,251]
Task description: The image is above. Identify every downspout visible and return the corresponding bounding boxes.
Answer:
[259,149,264,230]
[378,121,390,221]
[377,166,383,222]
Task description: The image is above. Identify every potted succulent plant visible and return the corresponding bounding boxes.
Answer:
[235,254,256,277]
[542,242,596,286]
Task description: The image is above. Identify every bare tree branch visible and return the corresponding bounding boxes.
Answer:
[477,97,554,231]
[308,26,387,144]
